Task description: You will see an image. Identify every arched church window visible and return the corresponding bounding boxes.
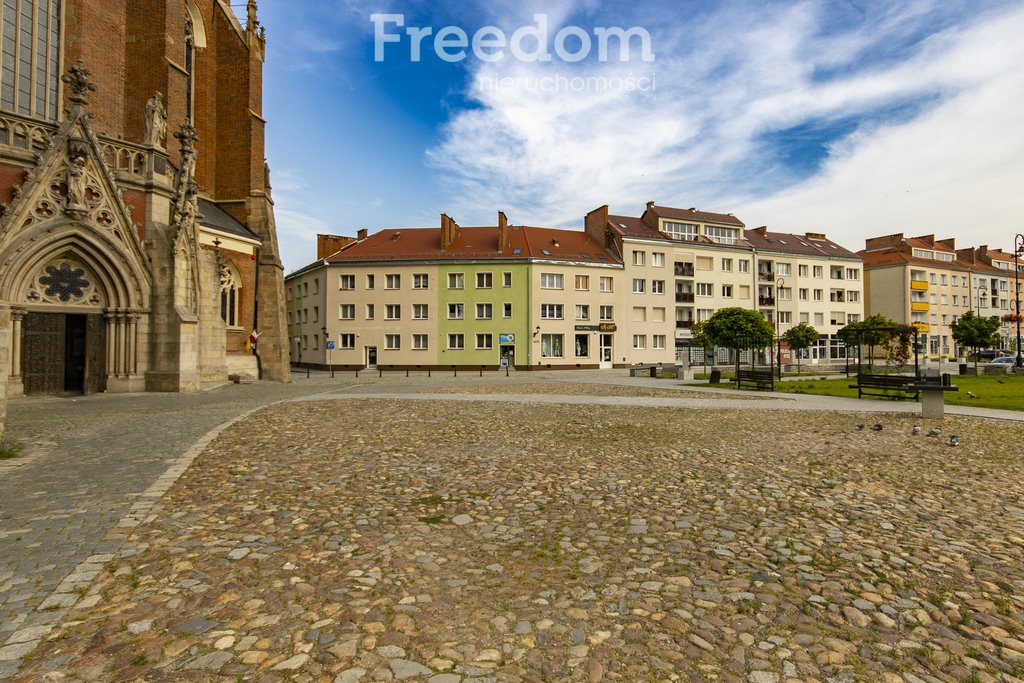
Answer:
[220,263,241,327]
[1,0,62,120]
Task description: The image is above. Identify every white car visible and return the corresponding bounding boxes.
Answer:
[986,356,1018,366]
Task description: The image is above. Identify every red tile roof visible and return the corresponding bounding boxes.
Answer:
[607,214,668,242]
[313,225,617,266]
[743,229,859,259]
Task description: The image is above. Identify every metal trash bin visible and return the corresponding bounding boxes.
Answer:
[709,369,722,384]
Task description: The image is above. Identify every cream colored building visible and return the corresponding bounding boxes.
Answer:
[861,234,1014,359]
[590,203,864,366]
[286,215,676,371]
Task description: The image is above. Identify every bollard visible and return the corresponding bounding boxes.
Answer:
[505,365,510,377]
[379,367,383,378]
[479,365,484,377]
[452,365,457,377]
[306,366,310,378]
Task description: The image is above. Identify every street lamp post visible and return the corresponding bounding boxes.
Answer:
[322,325,334,378]
[1014,233,1024,368]
[776,277,785,379]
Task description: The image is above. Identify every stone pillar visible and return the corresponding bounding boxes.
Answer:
[0,303,9,443]
[247,194,290,382]
[198,247,227,382]
[10,307,24,385]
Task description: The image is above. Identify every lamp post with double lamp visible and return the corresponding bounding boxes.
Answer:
[775,277,785,379]
[1014,233,1024,368]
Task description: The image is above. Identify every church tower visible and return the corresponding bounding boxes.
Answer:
[0,0,290,397]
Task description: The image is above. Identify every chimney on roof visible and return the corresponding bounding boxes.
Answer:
[317,233,357,260]
[440,213,460,252]
[497,211,508,253]
[805,232,826,240]
[863,233,904,251]
[357,228,368,240]
[584,204,609,246]
[646,200,655,210]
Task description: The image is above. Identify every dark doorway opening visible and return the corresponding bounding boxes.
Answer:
[64,314,87,392]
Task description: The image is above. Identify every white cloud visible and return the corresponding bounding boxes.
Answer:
[424,1,1024,252]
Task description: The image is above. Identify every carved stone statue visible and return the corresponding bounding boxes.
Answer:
[144,92,168,148]
[66,156,87,211]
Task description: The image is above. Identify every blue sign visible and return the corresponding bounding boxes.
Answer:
[499,333,515,344]
[326,340,335,350]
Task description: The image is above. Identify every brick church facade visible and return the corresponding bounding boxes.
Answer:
[0,0,289,419]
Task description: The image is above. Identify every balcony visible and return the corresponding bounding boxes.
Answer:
[675,292,695,303]
[910,280,929,291]
[675,320,695,329]
[758,296,776,306]
[758,272,774,282]
[674,263,694,277]
[910,301,929,312]
[829,293,846,303]
[912,322,930,333]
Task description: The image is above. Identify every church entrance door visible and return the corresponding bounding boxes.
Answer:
[22,312,106,395]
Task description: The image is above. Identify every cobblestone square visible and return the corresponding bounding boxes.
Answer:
[8,382,1024,683]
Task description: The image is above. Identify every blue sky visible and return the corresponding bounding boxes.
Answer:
[250,1,1024,273]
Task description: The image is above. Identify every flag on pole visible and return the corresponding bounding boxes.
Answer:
[247,329,262,350]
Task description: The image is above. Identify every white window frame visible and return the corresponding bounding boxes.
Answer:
[541,303,564,320]
[540,273,564,289]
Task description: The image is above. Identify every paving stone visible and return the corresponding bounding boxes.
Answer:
[4,374,1024,682]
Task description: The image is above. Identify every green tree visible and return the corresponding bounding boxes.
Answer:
[838,314,898,370]
[782,322,819,373]
[951,311,1001,372]
[703,307,774,376]
[690,320,711,374]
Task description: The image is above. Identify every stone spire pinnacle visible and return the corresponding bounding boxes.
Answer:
[62,60,97,106]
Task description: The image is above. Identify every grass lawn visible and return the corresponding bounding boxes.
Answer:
[772,373,1024,411]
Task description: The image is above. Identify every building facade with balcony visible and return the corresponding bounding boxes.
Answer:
[860,234,1015,359]
[587,203,864,366]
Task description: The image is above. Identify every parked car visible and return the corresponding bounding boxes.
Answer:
[986,356,1017,366]
[975,349,1011,361]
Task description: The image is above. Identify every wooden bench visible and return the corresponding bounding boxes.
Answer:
[735,368,774,390]
[849,373,919,399]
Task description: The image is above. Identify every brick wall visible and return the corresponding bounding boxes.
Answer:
[0,164,25,207]
[64,0,127,136]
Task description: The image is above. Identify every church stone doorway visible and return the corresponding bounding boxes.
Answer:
[21,312,106,395]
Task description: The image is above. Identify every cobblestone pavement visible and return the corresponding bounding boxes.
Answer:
[0,374,354,681]
[4,374,1023,683]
